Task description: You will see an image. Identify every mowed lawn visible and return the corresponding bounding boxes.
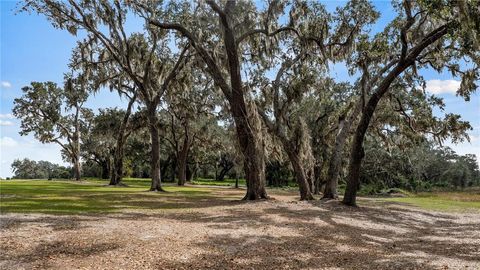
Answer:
[0,179,242,214]
[1,179,480,214]
[382,188,480,212]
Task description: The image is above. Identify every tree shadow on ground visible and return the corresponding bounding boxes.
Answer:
[0,239,119,269]
[1,189,479,269]
[153,200,480,269]
[0,187,246,214]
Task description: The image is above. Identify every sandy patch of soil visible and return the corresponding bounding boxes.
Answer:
[1,188,479,269]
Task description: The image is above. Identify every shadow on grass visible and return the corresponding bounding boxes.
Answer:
[0,180,246,214]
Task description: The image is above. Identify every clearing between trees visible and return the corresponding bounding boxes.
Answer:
[1,180,479,269]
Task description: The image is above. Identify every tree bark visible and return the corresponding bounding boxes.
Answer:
[177,137,189,186]
[235,171,239,188]
[109,153,124,185]
[323,102,361,200]
[285,148,314,200]
[73,156,81,181]
[240,129,268,200]
[313,164,322,195]
[148,106,164,192]
[306,171,314,195]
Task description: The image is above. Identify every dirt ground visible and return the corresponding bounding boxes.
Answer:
[1,188,479,270]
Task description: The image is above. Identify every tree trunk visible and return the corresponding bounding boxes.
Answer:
[229,99,267,199]
[343,66,413,205]
[241,136,268,199]
[285,147,314,201]
[219,2,267,200]
[313,164,322,195]
[306,171,314,195]
[217,165,233,181]
[109,152,124,186]
[148,108,164,192]
[323,103,361,200]
[101,160,110,179]
[169,158,176,182]
[73,156,81,181]
[235,172,239,188]
[109,93,136,186]
[177,138,189,186]
[161,154,171,180]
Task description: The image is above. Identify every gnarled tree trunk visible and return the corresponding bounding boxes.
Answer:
[236,113,267,200]
[148,105,164,192]
[323,102,361,200]
[285,148,314,200]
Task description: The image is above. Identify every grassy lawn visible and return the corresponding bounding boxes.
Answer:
[381,188,480,212]
[0,178,240,214]
[2,179,480,215]
[190,177,246,187]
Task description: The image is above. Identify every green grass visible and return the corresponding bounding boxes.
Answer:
[0,178,238,215]
[190,177,246,187]
[381,189,480,212]
[2,178,479,215]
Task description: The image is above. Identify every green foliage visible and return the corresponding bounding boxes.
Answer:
[360,140,480,193]
[13,81,91,175]
[11,159,71,179]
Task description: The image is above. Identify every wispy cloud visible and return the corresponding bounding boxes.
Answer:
[0,137,18,147]
[425,79,460,95]
[0,114,15,119]
[0,120,14,126]
[0,81,12,88]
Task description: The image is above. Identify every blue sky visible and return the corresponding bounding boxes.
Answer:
[1,1,479,178]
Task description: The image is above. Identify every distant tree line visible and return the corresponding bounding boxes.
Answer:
[10,159,71,180]
[11,138,479,193]
[360,141,480,193]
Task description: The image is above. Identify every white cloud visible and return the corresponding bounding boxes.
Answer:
[0,114,14,119]
[425,79,461,94]
[0,137,18,147]
[0,81,12,88]
[0,137,69,178]
[0,120,14,126]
